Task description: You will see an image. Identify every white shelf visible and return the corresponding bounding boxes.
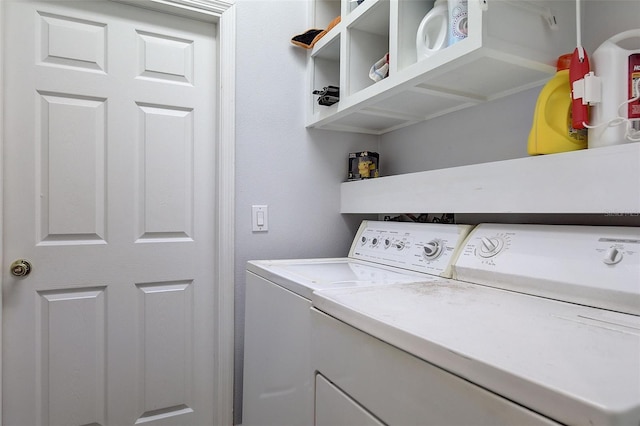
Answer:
[340,144,640,214]
[307,0,577,134]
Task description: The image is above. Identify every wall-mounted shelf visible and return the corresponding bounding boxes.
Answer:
[307,0,577,134]
[340,144,640,214]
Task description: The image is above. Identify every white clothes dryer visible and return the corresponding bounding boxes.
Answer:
[312,223,640,426]
[241,220,473,426]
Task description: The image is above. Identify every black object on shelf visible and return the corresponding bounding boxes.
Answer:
[313,85,339,106]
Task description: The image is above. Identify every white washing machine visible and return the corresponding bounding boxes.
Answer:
[241,220,473,426]
[312,223,640,426]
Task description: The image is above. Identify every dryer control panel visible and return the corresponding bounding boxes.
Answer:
[453,223,640,316]
[348,221,473,278]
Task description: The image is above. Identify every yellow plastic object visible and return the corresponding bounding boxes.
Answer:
[528,54,587,155]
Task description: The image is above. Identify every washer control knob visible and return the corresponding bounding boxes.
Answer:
[371,237,379,247]
[478,236,504,258]
[360,236,367,245]
[423,240,442,260]
[395,241,405,251]
[603,247,623,265]
[384,238,391,248]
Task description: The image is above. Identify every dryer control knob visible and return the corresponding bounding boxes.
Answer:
[478,236,504,258]
[481,237,497,252]
[603,247,623,265]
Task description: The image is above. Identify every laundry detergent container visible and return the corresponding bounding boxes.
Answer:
[416,0,449,61]
[588,29,640,148]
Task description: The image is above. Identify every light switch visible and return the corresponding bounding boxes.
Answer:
[252,205,268,232]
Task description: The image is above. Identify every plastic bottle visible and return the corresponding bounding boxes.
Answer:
[588,29,640,148]
[528,54,588,155]
[416,0,448,61]
[447,0,467,45]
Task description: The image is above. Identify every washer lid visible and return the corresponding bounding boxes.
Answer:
[312,281,640,426]
[247,258,434,299]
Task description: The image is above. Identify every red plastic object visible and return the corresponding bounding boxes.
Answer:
[569,47,590,129]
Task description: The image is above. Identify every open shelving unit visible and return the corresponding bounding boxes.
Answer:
[307,0,577,134]
[307,1,639,216]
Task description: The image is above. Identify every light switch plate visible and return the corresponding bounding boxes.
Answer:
[252,205,268,232]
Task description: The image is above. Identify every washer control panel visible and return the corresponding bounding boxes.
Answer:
[349,221,473,278]
[454,224,640,316]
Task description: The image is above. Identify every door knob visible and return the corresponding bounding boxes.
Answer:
[10,259,32,277]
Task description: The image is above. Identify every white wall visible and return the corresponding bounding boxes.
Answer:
[379,0,640,175]
[379,86,538,175]
[234,0,377,422]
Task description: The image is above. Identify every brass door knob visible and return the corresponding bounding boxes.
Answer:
[10,259,32,277]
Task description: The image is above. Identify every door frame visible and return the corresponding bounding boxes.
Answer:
[0,0,236,424]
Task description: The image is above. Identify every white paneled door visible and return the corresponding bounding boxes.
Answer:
[2,1,217,424]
